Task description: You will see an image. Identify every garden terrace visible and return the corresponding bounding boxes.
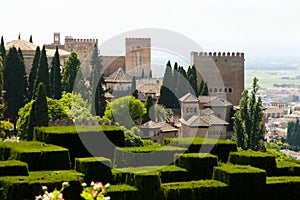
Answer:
[266,176,300,200]
[229,150,276,175]
[164,137,237,162]
[0,170,84,200]
[113,146,186,167]
[0,142,70,171]
[33,126,125,164]
[161,180,228,200]
[174,153,218,180]
[0,160,28,176]
[213,164,266,200]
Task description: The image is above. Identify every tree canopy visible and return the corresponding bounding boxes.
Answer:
[61,52,81,93]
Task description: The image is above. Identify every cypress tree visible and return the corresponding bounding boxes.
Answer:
[158,61,173,108]
[29,35,33,43]
[0,56,3,97]
[143,95,154,122]
[3,47,28,130]
[18,33,21,40]
[29,46,40,99]
[17,48,29,101]
[61,52,81,93]
[34,82,49,127]
[27,101,36,140]
[199,80,209,96]
[34,46,50,97]
[0,36,5,60]
[94,75,107,117]
[51,47,62,99]
[130,76,138,98]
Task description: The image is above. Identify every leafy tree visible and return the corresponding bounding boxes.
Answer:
[0,36,5,60]
[233,77,264,150]
[61,52,81,93]
[34,46,50,97]
[143,95,153,122]
[29,46,40,99]
[34,83,49,127]
[50,47,62,99]
[29,35,33,43]
[104,96,146,128]
[3,47,28,130]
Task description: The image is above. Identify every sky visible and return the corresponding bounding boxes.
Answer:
[2,0,300,58]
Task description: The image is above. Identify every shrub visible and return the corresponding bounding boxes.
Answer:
[0,170,84,200]
[165,137,237,162]
[161,180,228,200]
[175,153,218,180]
[113,146,186,167]
[75,157,112,184]
[106,184,138,200]
[34,126,125,165]
[0,141,70,171]
[0,160,28,176]
[229,150,276,175]
[275,160,300,176]
[0,120,13,138]
[266,176,300,200]
[213,164,266,200]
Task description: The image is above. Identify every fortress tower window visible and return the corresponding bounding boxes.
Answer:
[229,88,232,93]
[219,88,222,92]
[224,88,228,92]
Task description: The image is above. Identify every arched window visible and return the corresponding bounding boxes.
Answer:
[229,88,233,93]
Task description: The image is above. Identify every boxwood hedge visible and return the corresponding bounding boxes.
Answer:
[266,176,300,200]
[106,184,138,200]
[0,160,29,176]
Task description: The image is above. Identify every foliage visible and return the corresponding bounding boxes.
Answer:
[34,83,49,127]
[187,65,198,95]
[34,46,50,97]
[118,125,143,147]
[81,182,110,200]
[29,46,40,99]
[50,47,62,99]
[104,96,146,129]
[287,118,300,150]
[0,120,13,138]
[143,95,153,122]
[61,52,81,93]
[0,56,3,97]
[130,76,138,99]
[199,80,209,96]
[3,47,28,129]
[233,77,265,150]
[0,36,5,60]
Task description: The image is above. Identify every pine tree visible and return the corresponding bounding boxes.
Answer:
[0,36,5,60]
[34,82,49,127]
[29,35,33,43]
[143,95,154,122]
[89,45,106,116]
[33,46,50,97]
[3,47,28,130]
[51,47,62,99]
[61,52,81,93]
[233,77,264,150]
[29,46,40,99]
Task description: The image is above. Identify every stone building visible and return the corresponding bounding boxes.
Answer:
[45,32,98,77]
[190,52,245,106]
[5,39,70,74]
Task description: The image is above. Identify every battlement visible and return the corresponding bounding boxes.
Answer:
[65,37,98,44]
[126,38,151,41]
[191,51,244,58]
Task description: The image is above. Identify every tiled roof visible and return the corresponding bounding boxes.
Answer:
[179,93,198,103]
[105,68,132,82]
[200,108,215,116]
[181,114,229,127]
[46,48,70,57]
[141,121,178,132]
[200,96,232,107]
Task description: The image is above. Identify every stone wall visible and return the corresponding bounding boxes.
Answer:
[102,56,125,76]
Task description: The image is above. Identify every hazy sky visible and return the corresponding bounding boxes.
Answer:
[2,0,300,58]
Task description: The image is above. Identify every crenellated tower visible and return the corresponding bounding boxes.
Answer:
[125,38,151,78]
[191,52,245,106]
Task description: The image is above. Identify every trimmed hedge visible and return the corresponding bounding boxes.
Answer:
[266,176,300,200]
[33,126,125,164]
[106,184,138,200]
[275,160,300,176]
[164,137,237,162]
[112,165,189,184]
[175,153,218,180]
[0,142,70,171]
[75,157,112,184]
[229,151,276,175]
[0,170,84,200]
[113,146,186,167]
[213,164,266,200]
[0,160,29,176]
[161,180,228,200]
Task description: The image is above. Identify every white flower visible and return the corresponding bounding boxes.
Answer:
[62,181,70,188]
[104,183,110,188]
[81,182,87,187]
[104,197,111,200]
[42,186,48,191]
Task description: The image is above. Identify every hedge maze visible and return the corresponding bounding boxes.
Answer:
[1,126,300,199]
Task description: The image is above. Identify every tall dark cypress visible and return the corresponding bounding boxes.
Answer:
[17,48,29,101]
[51,47,61,99]
[158,61,175,108]
[34,82,49,127]
[0,36,6,60]
[3,47,28,130]
[143,95,154,122]
[34,46,50,97]
[29,35,33,43]
[130,76,138,99]
[29,46,40,99]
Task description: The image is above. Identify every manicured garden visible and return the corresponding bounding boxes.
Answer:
[1,126,300,199]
